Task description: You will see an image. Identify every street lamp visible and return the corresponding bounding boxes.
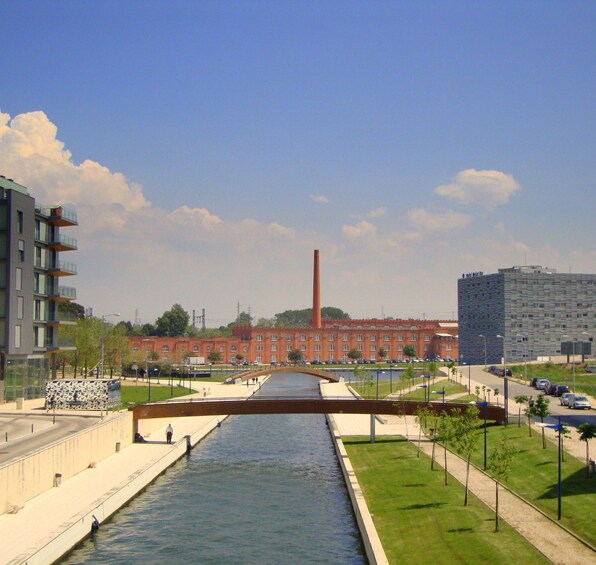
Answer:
[496,335,509,425]
[478,335,487,369]
[100,313,120,379]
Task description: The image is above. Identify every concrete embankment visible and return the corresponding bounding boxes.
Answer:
[0,379,263,565]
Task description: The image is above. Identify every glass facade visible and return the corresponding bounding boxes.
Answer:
[3,357,49,401]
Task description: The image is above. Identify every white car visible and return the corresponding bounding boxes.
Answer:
[560,393,574,406]
[569,396,592,410]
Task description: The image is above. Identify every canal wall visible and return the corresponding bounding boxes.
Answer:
[0,411,133,516]
[326,414,389,565]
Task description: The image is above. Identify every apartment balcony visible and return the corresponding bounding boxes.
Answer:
[44,336,77,352]
[34,310,78,325]
[48,285,77,302]
[36,205,78,227]
[48,260,77,277]
[48,234,78,252]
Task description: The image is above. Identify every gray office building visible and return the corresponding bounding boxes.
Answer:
[458,266,595,366]
[0,175,77,402]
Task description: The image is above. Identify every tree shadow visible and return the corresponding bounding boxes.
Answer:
[447,527,474,533]
[401,483,425,487]
[538,466,595,500]
[402,502,446,510]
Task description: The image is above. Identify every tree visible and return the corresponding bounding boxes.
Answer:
[255,317,275,327]
[235,353,245,364]
[347,348,362,362]
[403,345,417,359]
[355,365,374,398]
[288,349,303,364]
[437,412,454,485]
[451,405,480,506]
[273,307,350,327]
[105,323,130,376]
[378,347,388,361]
[528,394,550,448]
[414,405,434,459]
[155,304,190,337]
[235,311,253,325]
[208,351,222,364]
[427,360,438,384]
[402,363,415,394]
[578,423,596,478]
[488,435,517,532]
[514,395,528,428]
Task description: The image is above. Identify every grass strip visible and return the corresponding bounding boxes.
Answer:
[343,436,548,564]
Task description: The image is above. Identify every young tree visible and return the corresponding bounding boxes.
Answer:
[451,405,481,506]
[402,363,415,394]
[475,385,481,401]
[355,365,374,398]
[493,387,500,406]
[403,345,417,359]
[437,412,454,486]
[235,353,245,364]
[207,351,222,364]
[578,423,596,478]
[426,360,438,384]
[488,435,517,532]
[514,395,528,428]
[288,349,303,364]
[414,405,434,459]
[378,347,388,361]
[347,348,362,362]
[528,394,550,448]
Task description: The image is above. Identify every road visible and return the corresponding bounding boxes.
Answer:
[0,412,102,465]
[463,364,596,428]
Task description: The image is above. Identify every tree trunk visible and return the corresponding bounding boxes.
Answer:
[444,441,448,485]
[465,455,470,506]
[417,426,422,458]
[518,407,522,428]
[495,481,500,532]
[527,414,532,437]
[431,438,436,470]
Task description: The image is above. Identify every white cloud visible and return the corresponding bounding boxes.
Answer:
[310,194,330,203]
[408,208,471,232]
[342,220,377,238]
[367,206,387,218]
[168,205,222,230]
[434,169,520,208]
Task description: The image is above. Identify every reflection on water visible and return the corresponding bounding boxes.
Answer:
[62,374,366,564]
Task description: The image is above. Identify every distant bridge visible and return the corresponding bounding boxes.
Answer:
[130,398,506,427]
[228,366,343,383]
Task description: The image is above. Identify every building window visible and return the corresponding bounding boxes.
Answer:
[314,344,321,351]
[300,345,306,351]
[357,334,363,341]
[328,334,334,341]
[357,344,363,351]
[15,325,21,348]
[370,335,376,342]
[314,334,320,341]
[270,334,277,341]
[411,334,417,341]
[256,345,263,352]
[17,296,23,319]
[425,335,430,342]
[18,240,25,262]
[16,268,22,291]
[398,334,403,341]
[424,344,430,351]
[162,345,169,352]
[243,346,248,352]
[231,345,237,352]
[398,345,403,351]
[256,334,263,341]
[370,344,376,351]
[271,345,277,352]
[342,344,349,351]
[193,345,199,352]
[384,334,390,341]
[17,211,23,234]
[342,334,349,341]
[286,344,292,351]
[300,334,306,341]
[285,334,292,341]
[329,344,335,351]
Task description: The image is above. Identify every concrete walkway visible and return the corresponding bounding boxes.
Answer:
[0,378,264,565]
[321,381,596,565]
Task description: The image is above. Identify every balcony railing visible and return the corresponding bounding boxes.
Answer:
[48,234,78,251]
[49,260,78,276]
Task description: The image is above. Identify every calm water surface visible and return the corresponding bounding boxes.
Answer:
[62,374,366,564]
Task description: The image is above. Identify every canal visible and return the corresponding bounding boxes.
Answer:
[62,373,366,564]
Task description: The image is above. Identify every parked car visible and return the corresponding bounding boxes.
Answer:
[544,382,559,395]
[530,377,540,388]
[535,379,550,390]
[554,385,570,397]
[569,396,592,410]
[560,393,574,407]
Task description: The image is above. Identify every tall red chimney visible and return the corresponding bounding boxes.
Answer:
[312,249,322,328]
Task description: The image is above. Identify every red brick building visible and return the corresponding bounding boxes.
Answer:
[128,250,458,364]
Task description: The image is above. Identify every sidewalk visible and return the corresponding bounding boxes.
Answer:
[0,378,264,565]
[321,381,596,565]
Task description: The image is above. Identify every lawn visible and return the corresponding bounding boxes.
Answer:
[343,436,548,564]
[117,384,193,407]
[400,380,469,401]
[461,423,596,546]
[510,363,596,397]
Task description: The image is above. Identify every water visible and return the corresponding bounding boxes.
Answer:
[62,374,366,564]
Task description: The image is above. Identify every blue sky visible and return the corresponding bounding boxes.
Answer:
[1,1,594,325]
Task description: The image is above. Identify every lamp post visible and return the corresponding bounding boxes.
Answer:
[478,335,487,369]
[100,313,120,379]
[141,338,153,402]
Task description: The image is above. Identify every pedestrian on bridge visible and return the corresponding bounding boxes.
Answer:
[166,424,174,444]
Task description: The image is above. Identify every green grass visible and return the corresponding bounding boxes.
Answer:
[400,380,469,401]
[462,423,596,546]
[510,363,596,397]
[118,384,193,407]
[343,436,548,564]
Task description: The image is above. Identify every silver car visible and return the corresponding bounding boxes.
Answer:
[570,396,592,410]
[560,392,574,406]
[535,379,549,390]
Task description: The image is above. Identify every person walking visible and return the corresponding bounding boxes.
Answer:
[166,423,174,444]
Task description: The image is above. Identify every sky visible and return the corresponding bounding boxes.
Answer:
[1,1,594,327]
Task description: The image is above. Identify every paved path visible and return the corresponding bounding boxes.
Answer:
[321,381,596,565]
[0,379,263,565]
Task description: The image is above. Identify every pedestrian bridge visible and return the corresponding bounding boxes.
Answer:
[130,397,506,426]
[229,366,342,383]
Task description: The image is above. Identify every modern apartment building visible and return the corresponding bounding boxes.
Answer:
[0,176,77,402]
[458,266,595,366]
